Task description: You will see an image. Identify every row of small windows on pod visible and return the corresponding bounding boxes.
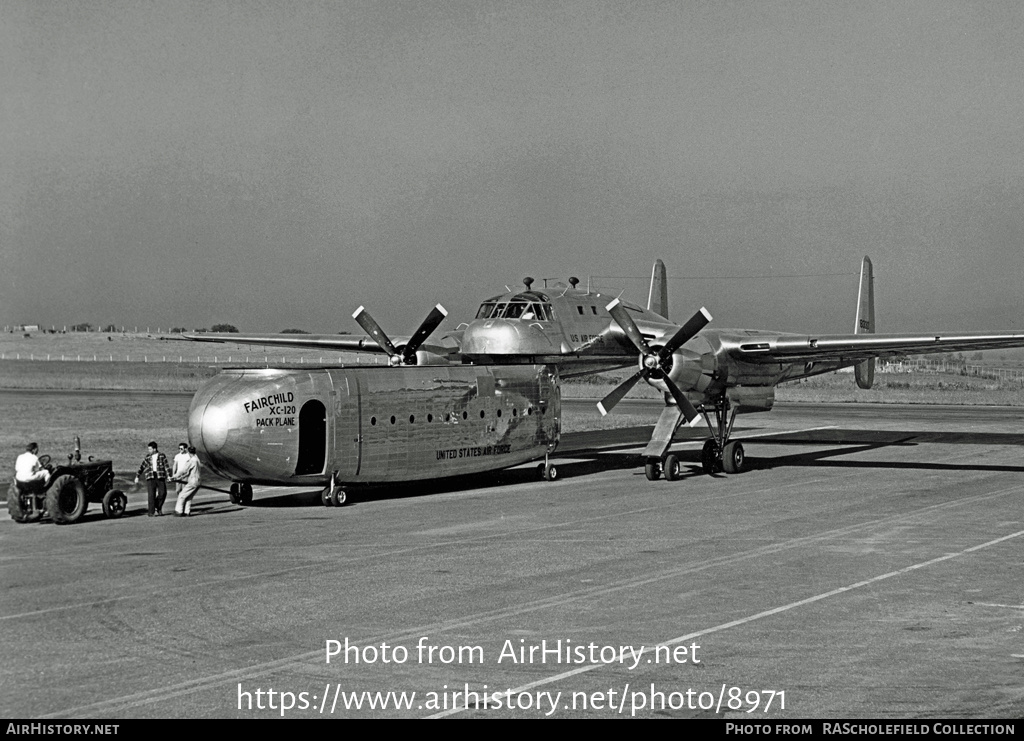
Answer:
[368,406,535,426]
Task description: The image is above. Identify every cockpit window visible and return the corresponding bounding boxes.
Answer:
[522,303,547,321]
[475,301,552,320]
[502,302,528,319]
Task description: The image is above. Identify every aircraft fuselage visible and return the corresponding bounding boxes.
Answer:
[461,285,672,368]
[461,284,849,405]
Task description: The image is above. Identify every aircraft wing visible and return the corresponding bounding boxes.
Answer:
[179,332,389,353]
[177,331,463,358]
[730,331,1024,364]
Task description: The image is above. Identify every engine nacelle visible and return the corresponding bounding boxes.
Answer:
[645,336,718,397]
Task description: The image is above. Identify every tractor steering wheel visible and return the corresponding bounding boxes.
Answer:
[37,454,52,469]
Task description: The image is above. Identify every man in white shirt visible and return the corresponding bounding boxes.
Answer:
[172,446,202,517]
[15,442,50,487]
[172,442,191,501]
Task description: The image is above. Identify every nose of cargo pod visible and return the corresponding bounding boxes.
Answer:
[187,369,300,482]
[188,374,245,480]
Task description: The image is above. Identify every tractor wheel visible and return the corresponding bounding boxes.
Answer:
[46,475,88,525]
[8,481,41,523]
[102,489,127,519]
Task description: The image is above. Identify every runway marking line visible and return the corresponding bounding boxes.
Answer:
[35,486,1022,719]
[429,528,1024,718]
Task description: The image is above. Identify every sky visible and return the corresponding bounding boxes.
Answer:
[3,0,1023,336]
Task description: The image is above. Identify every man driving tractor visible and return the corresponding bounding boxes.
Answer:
[15,442,51,488]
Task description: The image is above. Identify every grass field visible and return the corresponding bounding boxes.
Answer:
[2,391,189,486]
[5,326,1024,403]
[0,329,377,366]
[7,358,1023,403]
[775,369,1024,406]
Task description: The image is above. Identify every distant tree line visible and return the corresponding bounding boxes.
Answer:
[52,323,357,335]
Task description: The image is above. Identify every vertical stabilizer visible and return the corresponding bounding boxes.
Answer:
[854,255,875,389]
[647,259,669,320]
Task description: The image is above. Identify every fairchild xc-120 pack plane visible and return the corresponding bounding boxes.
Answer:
[182,257,1024,505]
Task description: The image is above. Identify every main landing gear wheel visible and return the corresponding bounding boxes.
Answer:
[695,394,750,476]
[700,440,721,475]
[102,489,127,518]
[722,441,745,474]
[321,487,332,507]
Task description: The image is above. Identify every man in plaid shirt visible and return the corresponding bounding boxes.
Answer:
[134,441,171,516]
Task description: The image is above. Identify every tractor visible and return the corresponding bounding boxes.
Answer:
[7,438,127,525]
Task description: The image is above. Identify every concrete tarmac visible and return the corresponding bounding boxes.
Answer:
[3,402,1023,719]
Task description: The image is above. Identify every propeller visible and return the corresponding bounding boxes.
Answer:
[597,299,712,423]
[352,304,448,365]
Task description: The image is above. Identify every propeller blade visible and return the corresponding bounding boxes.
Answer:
[606,299,653,355]
[659,307,713,359]
[401,304,448,361]
[352,306,399,358]
[662,376,701,426]
[597,370,645,416]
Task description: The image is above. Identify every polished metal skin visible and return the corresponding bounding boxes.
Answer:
[188,364,560,488]
[181,256,1024,481]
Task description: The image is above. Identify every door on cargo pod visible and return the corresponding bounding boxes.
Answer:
[297,370,361,480]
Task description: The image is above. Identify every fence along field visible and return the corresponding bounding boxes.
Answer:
[3,328,1024,402]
